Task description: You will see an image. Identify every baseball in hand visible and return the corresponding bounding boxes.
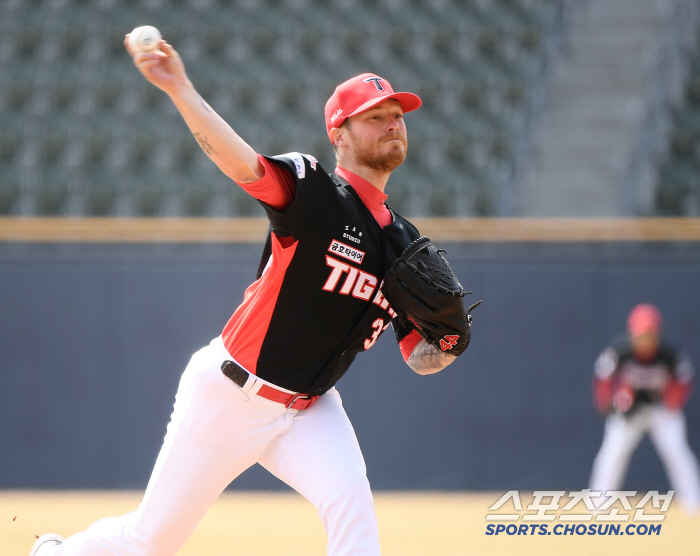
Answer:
[128,26,162,53]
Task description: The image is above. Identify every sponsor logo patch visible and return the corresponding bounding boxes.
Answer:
[304,153,318,171]
[329,239,365,264]
[280,152,317,179]
[282,152,305,179]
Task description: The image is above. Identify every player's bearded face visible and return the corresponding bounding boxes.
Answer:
[349,128,407,173]
[344,102,408,173]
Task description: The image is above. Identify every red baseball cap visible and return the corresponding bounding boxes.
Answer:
[324,73,422,139]
[627,303,663,335]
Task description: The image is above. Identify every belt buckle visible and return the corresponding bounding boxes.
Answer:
[285,393,318,410]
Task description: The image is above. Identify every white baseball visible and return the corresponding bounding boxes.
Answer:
[128,26,162,53]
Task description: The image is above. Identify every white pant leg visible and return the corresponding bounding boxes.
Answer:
[56,337,294,556]
[590,410,649,494]
[258,388,381,556]
[648,405,700,513]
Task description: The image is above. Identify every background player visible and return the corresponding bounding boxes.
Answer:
[589,303,700,513]
[28,30,473,556]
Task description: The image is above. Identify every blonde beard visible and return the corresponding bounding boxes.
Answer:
[350,133,407,173]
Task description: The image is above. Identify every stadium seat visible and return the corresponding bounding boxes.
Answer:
[0,176,21,215]
[84,179,118,216]
[131,172,166,216]
[82,132,111,170]
[0,0,565,217]
[50,80,79,112]
[107,26,129,58]
[13,27,41,59]
[0,131,22,165]
[39,131,68,168]
[94,80,122,110]
[653,39,700,214]
[202,25,230,57]
[248,27,277,57]
[59,27,84,59]
[6,79,33,111]
[183,184,214,216]
[36,175,69,216]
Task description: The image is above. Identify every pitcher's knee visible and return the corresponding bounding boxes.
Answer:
[318,472,374,516]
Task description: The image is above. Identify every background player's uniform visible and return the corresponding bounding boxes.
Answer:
[589,333,700,512]
[49,153,421,556]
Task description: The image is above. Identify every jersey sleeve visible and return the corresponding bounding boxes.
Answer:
[593,375,613,414]
[257,152,322,240]
[594,346,619,379]
[663,352,696,410]
[592,345,619,413]
[236,154,296,211]
[391,316,413,343]
[675,352,695,384]
[399,329,423,361]
[392,315,425,365]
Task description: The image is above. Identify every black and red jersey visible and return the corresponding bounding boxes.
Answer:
[222,153,419,395]
[594,334,695,409]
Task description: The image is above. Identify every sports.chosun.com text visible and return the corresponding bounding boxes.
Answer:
[485,523,661,536]
[483,490,672,537]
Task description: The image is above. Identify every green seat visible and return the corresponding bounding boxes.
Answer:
[36,175,69,216]
[84,178,118,216]
[130,173,166,216]
[0,130,22,166]
[0,173,21,215]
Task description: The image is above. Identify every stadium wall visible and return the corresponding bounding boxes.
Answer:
[2,238,700,491]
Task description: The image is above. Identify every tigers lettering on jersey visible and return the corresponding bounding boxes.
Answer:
[620,362,670,391]
[329,239,365,264]
[323,256,397,317]
[323,255,377,300]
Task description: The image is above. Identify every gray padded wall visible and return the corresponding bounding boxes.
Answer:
[1,241,700,491]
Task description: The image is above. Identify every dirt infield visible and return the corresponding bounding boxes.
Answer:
[2,490,698,556]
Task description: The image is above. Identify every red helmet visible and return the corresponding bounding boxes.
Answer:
[627,303,663,335]
[324,73,421,139]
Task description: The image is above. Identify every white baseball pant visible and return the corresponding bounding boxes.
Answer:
[589,404,700,513]
[54,336,381,556]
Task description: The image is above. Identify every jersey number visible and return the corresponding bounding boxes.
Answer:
[364,318,388,350]
[439,335,460,351]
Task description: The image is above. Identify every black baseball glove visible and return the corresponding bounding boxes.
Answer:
[382,236,481,356]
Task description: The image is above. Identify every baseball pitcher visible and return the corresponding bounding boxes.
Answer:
[30,32,478,556]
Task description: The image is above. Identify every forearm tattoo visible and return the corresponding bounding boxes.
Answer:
[407,340,456,375]
[193,132,216,156]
